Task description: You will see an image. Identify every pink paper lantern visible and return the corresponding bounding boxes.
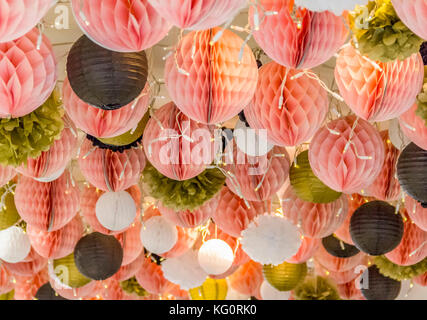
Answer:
[50,279,97,300]
[71,0,172,52]
[63,77,150,139]
[314,244,366,273]
[228,260,263,297]
[337,280,366,300]
[115,221,144,266]
[0,0,52,43]
[159,227,199,259]
[244,61,329,147]
[100,278,138,300]
[414,272,427,287]
[14,269,48,300]
[250,0,348,69]
[392,0,427,40]
[399,103,427,151]
[135,256,172,295]
[0,265,13,294]
[113,253,145,282]
[282,186,349,239]
[405,195,427,232]
[143,102,214,180]
[335,45,424,122]
[14,171,80,232]
[148,0,246,30]
[78,138,146,192]
[315,261,364,285]
[0,27,57,118]
[2,248,47,277]
[308,115,385,194]
[0,165,16,188]
[164,28,258,125]
[286,237,321,264]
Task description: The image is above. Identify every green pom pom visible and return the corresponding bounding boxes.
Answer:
[416,66,427,127]
[0,182,20,231]
[374,256,427,281]
[293,276,341,300]
[53,253,92,288]
[0,88,64,167]
[120,277,149,297]
[142,163,225,211]
[0,290,14,300]
[349,0,423,62]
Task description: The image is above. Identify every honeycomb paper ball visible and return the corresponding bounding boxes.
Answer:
[263,261,308,292]
[198,239,234,276]
[2,248,47,277]
[399,103,427,151]
[0,165,16,189]
[140,216,178,255]
[0,226,31,263]
[314,244,367,273]
[114,221,143,266]
[228,260,263,297]
[392,0,427,40]
[135,256,172,295]
[233,119,274,157]
[406,195,427,232]
[113,253,145,282]
[286,237,321,264]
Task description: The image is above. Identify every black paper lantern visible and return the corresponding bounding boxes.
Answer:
[35,283,68,301]
[350,201,404,256]
[360,265,401,300]
[420,42,427,65]
[67,35,148,110]
[397,143,427,208]
[322,235,360,258]
[74,232,123,280]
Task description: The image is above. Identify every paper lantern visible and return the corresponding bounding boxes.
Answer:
[244,62,328,147]
[282,187,349,239]
[293,276,341,300]
[0,182,20,231]
[392,0,427,40]
[335,45,424,122]
[159,226,199,259]
[399,103,427,151]
[164,28,258,125]
[78,137,146,192]
[337,280,365,300]
[263,261,307,292]
[72,0,172,52]
[51,253,91,289]
[406,195,427,232]
[250,0,348,69]
[198,239,234,276]
[397,143,427,207]
[223,140,290,202]
[16,121,78,181]
[0,226,30,263]
[286,237,321,264]
[113,221,143,266]
[74,233,124,280]
[314,244,367,273]
[322,235,360,259]
[308,115,385,194]
[360,265,401,300]
[63,77,150,139]
[190,278,228,300]
[148,0,246,30]
[35,283,68,301]
[49,278,96,300]
[260,281,291,300]
[389,118,411,151]
[113,253,145,282]
[95,191,137,232]
[350,201,404,255]
[213,187,270,238]
[162,250,208,290]
[14,171,79,232]
[233,119,274,157]
[135,256,171,295]
[241,215,302,265]
[0,265,13,294]
[228,260,263,297]
[142,102,214,180]
[315,261,363,285]
[414,272,427,287]
[289,150,342,204]
[295,0,369,15]
[14,269,48,300]
[2,248,46,277]
[0,27,56,118]
[67,35,148,110]
[26,216,84,260]
[0,166,16,189]
[140,216,178,255]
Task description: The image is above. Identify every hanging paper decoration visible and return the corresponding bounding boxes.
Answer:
[263,261,308,292]
[406,195,427,232]
[228,260,263,297]
[337,280,365,300]
[0,265,13,294]
[114,222,143,266]
[164,28,258,125]
[250,0,348,69]
[198,239,234,276]
[315,261,363,285]
[223,141,290,202]
[159,225,199,260]
[135,256,171,295]
[414,272,427,286]
[415,67,427,127]
[359,265,401,300]
[67,35,148,110]
[397,143,427,207]
[322,235,360,258]
[35,282,67,301]
[392,0,427,41]
[350,201,404,255]
[233,119,274,157]
[389,118,411,151]
[400,103,427,151]
[189,278,228,300]
[71,0,172,52]
[295,0,369,15]
[308,115,385,193]
[51,252,92,289]
[2,248,46,277]
[374,255,427,281]
[286,237,320,264]
[260,281,291,300]
[244,62,328,147]
[74,232,123,280]
[282,187,349,239]
[143,164,225,211]
[0,226,31,263]
[49,277,96,299]
[335,45,424,122]
[14,269,48,300]
[0,166,16,189]
[294,276,341,300]
[140,216,178,255]
[314,244,367,273]
[113,253,145,282]
[0,182,19,231]
[78,137,146,192]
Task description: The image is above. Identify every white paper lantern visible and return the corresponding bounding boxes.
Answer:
[140,216,178,254]
[233,120,274,157]
[198,239,234,275]
[162,250,207,290]
[0,226,31,263]
[241,214,302,265]
[33,167,66,183]
[260,281,291,300]
[95,191,136,231]
[295,0,369,16]
[389,118,411,151]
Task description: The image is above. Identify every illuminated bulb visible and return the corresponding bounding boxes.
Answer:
[198,239,234,275]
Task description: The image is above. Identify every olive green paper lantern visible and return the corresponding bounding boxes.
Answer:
[293,276,341,300]
[53,253,92,288]
[416,66,427,126]
[262,261,307,292]
[289,150,341,203]
[0,290,14,300]
[0,182,20,231]
[374,256,427,281]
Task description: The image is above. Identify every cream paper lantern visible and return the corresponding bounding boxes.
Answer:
[233,119,274,157]
[140,216,178,254]
[95,191,137,231]
[0,226,31,263]
[162,249,208,290]
[389,118,411,151]
[241,215,302,265]
[260,281,291,300]
[294,0,369,15]
[198,239,234,275]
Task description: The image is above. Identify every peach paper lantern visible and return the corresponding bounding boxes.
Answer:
[0,265,13,294]
[164,28,258,125]
[228,260,263,297]
[113,253,145,282]
[0,165,16,188]
[405,195,427,232]
[314,244,366,273]
[337,280,365,300]
[14,269,48,300]
[315,261,364,285]
[392,0,427,40]
[399,103,427,151]
[414,272,427,287]
[115,221,144,266]
[286,237,321,264]
[135,256,172,295]
[2,248,47,277]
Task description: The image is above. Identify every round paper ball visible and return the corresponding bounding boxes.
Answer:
[389,118,411,151]
[198,239,234,276]
[260,281,291,300]
[52,253,92,289]
[95,191,137,232]
[67,35,148,110]
[350,201,404,256]
[0,182,20,231]
[263,261,308,292]
[140,216,178,255]
[35,282,68,301]
[360,265,401,300]
[189,278,228,300]
[0,226,31,263]
[233,119,274,157]
[322,235,360,258]
[74,232,124,280]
